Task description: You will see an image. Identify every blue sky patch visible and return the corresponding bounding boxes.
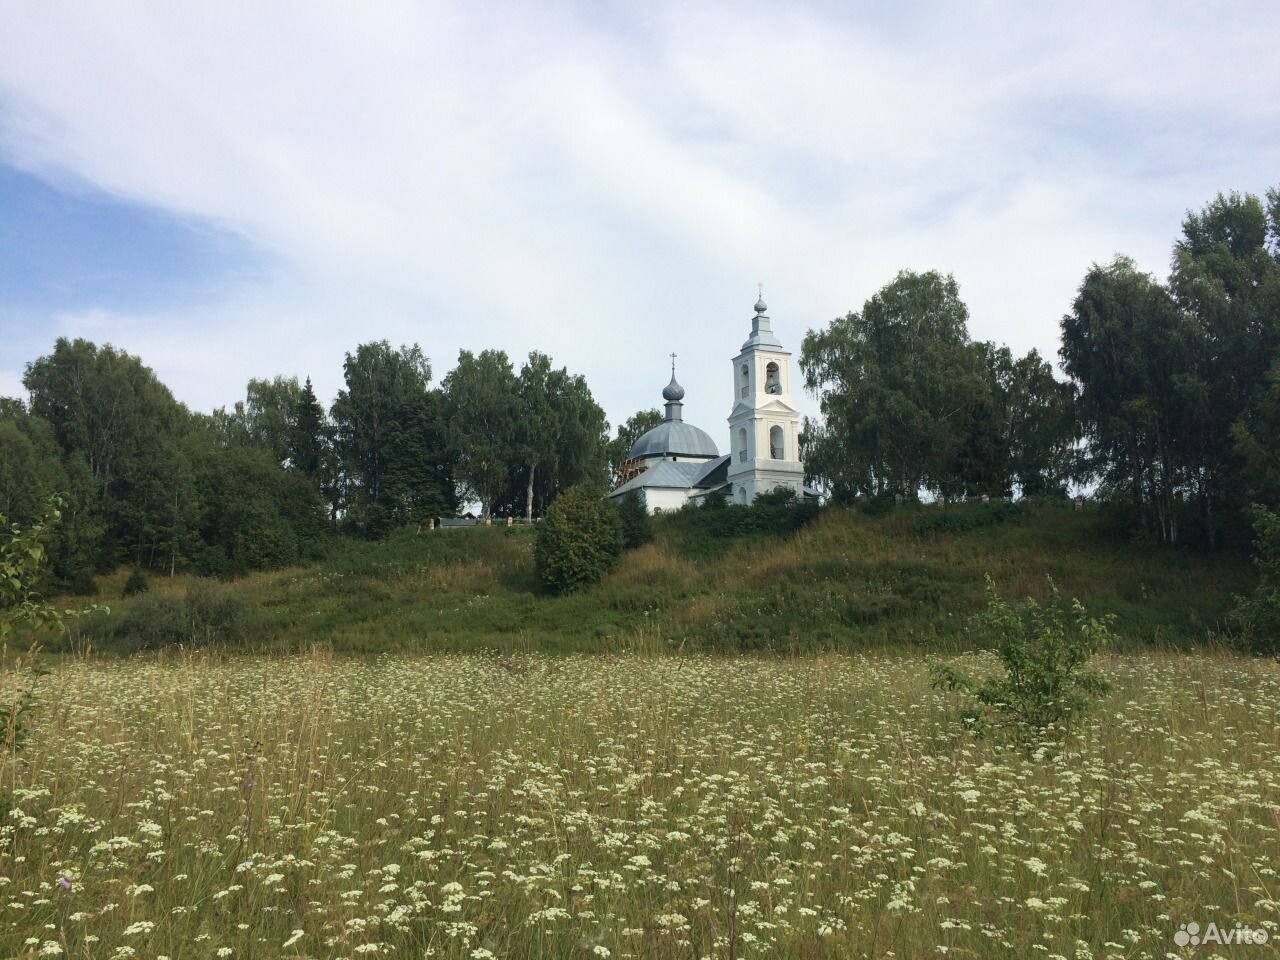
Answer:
[0,162,264,315]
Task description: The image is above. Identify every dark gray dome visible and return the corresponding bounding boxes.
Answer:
[628,421,719,460]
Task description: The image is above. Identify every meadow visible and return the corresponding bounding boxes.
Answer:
[7,501,1274,958]
[5,650,1279,959]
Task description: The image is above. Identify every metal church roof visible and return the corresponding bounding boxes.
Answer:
[627,421,719,460]
[609,455,731,499]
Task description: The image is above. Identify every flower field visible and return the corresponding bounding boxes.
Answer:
[4,652,1279,958]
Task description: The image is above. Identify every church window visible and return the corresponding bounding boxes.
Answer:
[740,363,750,399]
[737,427,748,463]
[769,425,784,460]
[765,361,781,394]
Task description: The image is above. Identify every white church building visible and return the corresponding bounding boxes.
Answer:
[608,293,814,512]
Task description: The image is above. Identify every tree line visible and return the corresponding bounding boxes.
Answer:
[0,341,609,582]
[3,183,1277,585]
[801,186,1280,547]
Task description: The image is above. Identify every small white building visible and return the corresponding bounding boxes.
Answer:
[608,293,812,513]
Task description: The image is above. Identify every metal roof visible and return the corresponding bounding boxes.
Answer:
[627,420,719,460]
[608,455,730,498]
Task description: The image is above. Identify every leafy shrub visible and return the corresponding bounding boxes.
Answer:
[184,581,248,645]
[67,568,99,596]
[1232,505,1280,653]
[913,500,1024,535]
[615,491,652,550]
[122,569,150,597]
[114,595,186,650]
[930,576,1114,748]
[535,488,623,594]
[861,491,903,517]
[662,493,820,559]
[114,580,248,651]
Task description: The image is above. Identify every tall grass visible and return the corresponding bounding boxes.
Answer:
[5,651,1278,957]
[47,502,1254,656]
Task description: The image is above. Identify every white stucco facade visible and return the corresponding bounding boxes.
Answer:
[725,298,807,504]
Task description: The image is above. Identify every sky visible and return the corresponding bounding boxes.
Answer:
[2,1,1278,445]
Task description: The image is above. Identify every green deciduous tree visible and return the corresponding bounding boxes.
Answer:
[801,271,989,500]
[607,409,664,486]
[1231,506,1280,653]
[244,376,302,466]
[331,341,455,535]
[23,339,190,568]
[1169,190,1280,543]
[443,350,519,518]
[1060,256,1199,543]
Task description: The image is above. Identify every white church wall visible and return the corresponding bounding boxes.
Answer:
[643,487,693,515]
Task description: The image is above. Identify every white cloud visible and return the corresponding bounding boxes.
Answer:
[1,1,1277,438]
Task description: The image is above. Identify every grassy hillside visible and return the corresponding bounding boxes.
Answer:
[56,500,1254,655]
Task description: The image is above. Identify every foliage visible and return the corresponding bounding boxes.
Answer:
[534,488,623,594]
[801,270,981,499]
[615,491,652,549]
[1062,189,1280,546]
[331,341,455,535]
[1231,505,1280,653]
[442,349,519,517]
[1,497,104,643]
[930,577,1114,747]
[112,580,248,652]
[23,338,190,568]
[606,408,664,485]
[912,500,1025,535]
[661,491,820,560]
[186,441,328,575]
[504,352,610,520]
[1060,256,1202,544]
[1232,359,1280,508]
[952,344,1075,499]
[801,271,1071,503]
[1,497,104,769]
[122,569,150,597]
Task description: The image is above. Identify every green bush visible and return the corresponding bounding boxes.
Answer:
[67,568,99,596]
[114,594,186,650]
[861,491,903,517]
[615,491,652,550]
[114,580,248,651]
[913,500,1024,535]
[535,488,623,594]
[930,576,1114,749]
[661,492,819,559]
[122,569,150,597]
[1232,506,1280,653]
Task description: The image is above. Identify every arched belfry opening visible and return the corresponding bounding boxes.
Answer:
[765,361,781,395]
[769,425,784,460]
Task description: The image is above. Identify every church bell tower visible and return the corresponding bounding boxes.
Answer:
[726,292,806,503]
